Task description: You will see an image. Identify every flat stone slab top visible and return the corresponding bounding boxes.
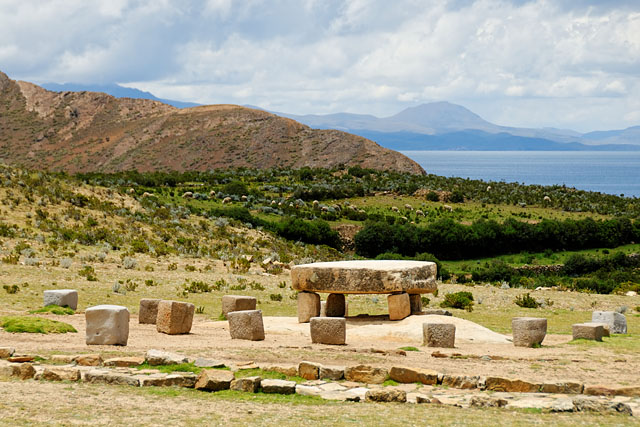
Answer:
[291,260,437,294]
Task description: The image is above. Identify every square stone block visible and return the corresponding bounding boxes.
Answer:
[511,317,547,347]
[320,301,348,317]
[422,323,456,348]
[297,291,320,323]
[388,293,410,321]
[221,295,257,318]
[227,310,265,341]
[573,323,603,341]
[44,289,78,310]
[139,299,160,324]
[156,300,195,335]
[85,305,130,346]
[586,322,610,337]
[409,294,422,314]
[326,293,346,317]
[310,317,346,345]
[592,311,627,334]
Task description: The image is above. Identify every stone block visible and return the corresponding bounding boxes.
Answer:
[540,382,584,394]
[231,376,261,393]
[221,295,257,318]
[195,369,234,391]
[194,358,225,368]
[344,365,388,384]
[138,299,160,324]
[83,370,140,386]
[146,349,189,366]
[573,323,603,341]
[319,365,345,381]
[261,379,296,394]
[511,317,547,347]
[592,311,627,334]
[441,375,479,389]
[44,289,78,310]
[365,388,407,403]
[227,310,265,341]
[74,354,102,366]
[0,362,36,380]
[470,396,508,408]
[298,361,321,380]
[388,293,410,321]
[297,291,320,323]
[310,317,346,345]
[484,377,540,393]
[326,293,346,317]
[104,356,144,367]
[0,347,15,358]
[42,367,81,382]
[140,373,196,388]
[85,305,129,346]
[409,294,422,314]
[389,366,438,385]
[260,364,298,377]
[422,323,456,348]
[586,322,610,337]
[156,300,195,335]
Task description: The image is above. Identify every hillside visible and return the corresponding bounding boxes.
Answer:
[0,71,423,174]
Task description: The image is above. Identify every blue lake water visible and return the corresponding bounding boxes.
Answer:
[401,151,640,198]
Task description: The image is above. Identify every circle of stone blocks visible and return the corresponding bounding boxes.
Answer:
[388,293,411,321]
[325,293,346,317]
[409,294,422,314]
[85,305,130,346]
[221,295,257,318]
[44,289,78,310]
[138,299,160,324]
[156,300,195,335]
[422,323,456,348]
[310,317,346,345]
[573,323,604,341]
[297,291,320,323]
[511,317,547,347]
[227,309,265,341]
[592,311,627,334]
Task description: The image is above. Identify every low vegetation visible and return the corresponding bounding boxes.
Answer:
[0,316,77,334]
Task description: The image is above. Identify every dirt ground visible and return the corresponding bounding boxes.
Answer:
[2,312,638,388]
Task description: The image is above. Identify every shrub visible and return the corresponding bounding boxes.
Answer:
[122,256,137,270]
[440,291,474,312]
[421,296,430,306]
[514,293,540,308]
[426,191,440,202]
[168,262,177,271]
[78,265,98,281]
[60,258,73,269]
[185,264,196,272]
[269,293,283,302]
[182,280,214,294]
[3,284,19,294]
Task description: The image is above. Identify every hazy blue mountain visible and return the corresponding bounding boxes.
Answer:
[41,83,200,109]
[583,126,640,145]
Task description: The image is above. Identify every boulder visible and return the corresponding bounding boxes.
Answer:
[261,379,296,394]
[572,323,603,341]
[511,317,547,347]
[221,295,257,318]
[591,311,627,334]
[422,323,456,348]
[156,300,195,335]
[298,361,321,380]
[365,388,407,403]
[389,366,438,385]
[325,293,346,317]
[85,305,130,346]
[138,299,160,324]
[194,358,226,368]
[145,349,189,366]
[227,310,265,341]
[388,293,410,321]
[297,291,320,323]
[42,367,81,382]
[0,347,15,358]
[319,365,345,381]
[310,317,346,345]
[195,369,234,391]
[0,362,36,380]
[44,289,78,310]
[291,260,437,294]
[231,376,261,393]
[344,365,388,384]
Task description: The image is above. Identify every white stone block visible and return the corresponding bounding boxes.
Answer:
[85,305,130,346]
[44,289,78,310]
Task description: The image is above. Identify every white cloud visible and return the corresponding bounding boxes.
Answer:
[1,0,639,131]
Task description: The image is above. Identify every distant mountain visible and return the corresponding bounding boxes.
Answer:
[0,71,423,174]
[41,82,200,109]
[278,102,640,151]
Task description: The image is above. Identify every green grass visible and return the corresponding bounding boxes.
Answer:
[134,362,205,375]
[399,346,420,352]
[567,334,640,353]
[382,379,399,386]
[29,305,75,315]
[0,315,77,334]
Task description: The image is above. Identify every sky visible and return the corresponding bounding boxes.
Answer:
[1,0,639,132]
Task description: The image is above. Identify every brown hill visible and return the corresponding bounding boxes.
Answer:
[0,72,424,174]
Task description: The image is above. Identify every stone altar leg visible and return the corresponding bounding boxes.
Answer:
[297,291,320,323]
[388,293,410,320]
[409,294,422,314]
[325,293,346,317]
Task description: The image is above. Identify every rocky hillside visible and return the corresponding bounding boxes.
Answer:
[0,72,424,174]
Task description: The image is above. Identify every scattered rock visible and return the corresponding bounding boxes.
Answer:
[365,388,407,403]
[0,347,15,358]
[104,357,145,367]
[298,361,321,380]
[389,366,438,385]
[230,376,261,393]
[0,362,36,380]
[261,379,296,394]
[194,369,234,391]
[441,375,479,389]
[194,358,226,368]
[319,365,345,381]
[42,367,81,382]
[469,396,508,408]
[344,365,388,384]
[145,349,188,366]
[540,382,584,394]
[484,377,540,393]
[84,370,140,386]
[74,354,103,366]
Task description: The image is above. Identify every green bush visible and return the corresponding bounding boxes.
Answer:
[426,191,440,202]
[269,293,283,302]
[30,305,75,315]
[0,316,77,334]
[440,291,474,311]
[514,293,540,308]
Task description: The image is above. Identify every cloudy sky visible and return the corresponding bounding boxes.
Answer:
[1,0,639,132]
